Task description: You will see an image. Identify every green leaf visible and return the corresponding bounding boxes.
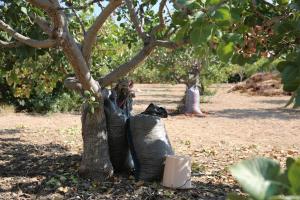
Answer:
[21,7,27,15]
[172,11,188,26]
[270,196,300,200]
[276,21,294,34]
[289,159,300,194]
[212,7,231,26]
[231,8,242,21]
[206,0,221,5]
[231,53,246,66]
[190,25,213,46]
[224,33,243,43]
[281,63,300,92]
[217,42,234,62]
[175,24,189,42]
[295,89,300,108]
[187,1,201,10]
[230,158,284,200]
[287,158,296,170]
[277,61,295,73]
[276,0,289,5]
[244,15,257,27]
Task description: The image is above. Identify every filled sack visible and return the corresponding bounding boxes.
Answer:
[185,85,201,114]
[128,114,174,181]
[104,99,132,172]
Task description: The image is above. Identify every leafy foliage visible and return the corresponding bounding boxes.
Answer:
[1,0,300,111]
[171,0,300,107]
[229,157,300,200]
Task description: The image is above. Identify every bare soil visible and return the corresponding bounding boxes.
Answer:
[0,84,299,200]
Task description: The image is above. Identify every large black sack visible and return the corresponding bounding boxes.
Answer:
[104,99,133,172]
[128,114,174,181]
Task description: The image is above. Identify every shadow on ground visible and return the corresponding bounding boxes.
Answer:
[0,129,22,135]
[257,99,288,105]
[0,141,239,199]
[214,108,300,120]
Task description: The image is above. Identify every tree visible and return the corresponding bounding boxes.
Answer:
[1,0,299,180]
[169,0,300,107]
[0,0,187,180]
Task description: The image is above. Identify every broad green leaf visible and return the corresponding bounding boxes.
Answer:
[281,64,300,92]
[230,158,284,200]
[21,7,27,15]
[231,53,246,66]
[277,0,289,5]
[190,25,213,46]
[289,159,300,194]
[187,1,201,10]
[244,15,257,27]
[212,7,232,26]
[177,0,201,9]
[287,158,296,170]
[276,21,294,34]
[172,11,188,26]
[270,196,300,200]
[224,33,243,43]
[231,8,242,21]
[191,11,205,27]
[177,0,194,6]
[276,157,296,190]
[175,24,189,42]
[295,89,300,108]
[277,61,295,73]
[217,42,234,62]
[206,0,221,5]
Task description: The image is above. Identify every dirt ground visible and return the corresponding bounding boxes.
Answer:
[0,84,299,200]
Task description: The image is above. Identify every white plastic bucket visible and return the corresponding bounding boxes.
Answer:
[162,155,193,189]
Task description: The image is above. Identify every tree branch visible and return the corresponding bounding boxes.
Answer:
[151,0,167,35]
[0,40,21,48]
[29,14,52,36]
[125,0,147,41]
[0,19,57,48]
[99,43,156,87]
[82,0,122,65]
[59,0,101,10]
[155,39,188,49]
[71,8,86,36]
[64,77,83,94]
[27,0,51,10]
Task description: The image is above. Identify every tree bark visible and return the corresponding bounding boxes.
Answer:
[79,101,113,180]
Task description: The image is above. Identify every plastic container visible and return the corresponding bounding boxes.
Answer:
[162,155,193,189]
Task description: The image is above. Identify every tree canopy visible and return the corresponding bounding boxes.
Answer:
[0,0,299,108]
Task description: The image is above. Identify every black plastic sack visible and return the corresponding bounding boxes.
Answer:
[141,103,168,118]
[104,99,132,172]
[127,114,174,181]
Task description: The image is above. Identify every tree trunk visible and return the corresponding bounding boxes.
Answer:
[79,101,113,180]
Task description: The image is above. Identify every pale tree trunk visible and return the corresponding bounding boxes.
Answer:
[79,101,113,180]
[60,36,114,180]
